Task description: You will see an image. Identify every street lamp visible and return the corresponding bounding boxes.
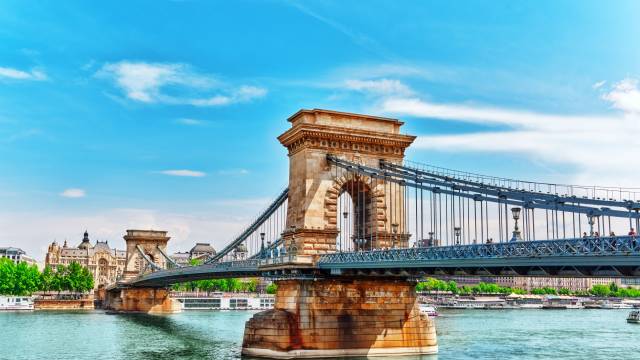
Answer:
[260,232,266,257]
[428,231,435,247]
[454,226,461,245]
[391,223,399,248]
[510,207,522,241]
[587,213,598,237]
[343,211,349,219]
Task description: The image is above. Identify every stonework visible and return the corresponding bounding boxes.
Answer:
[122,230,171,280]
[242,278,437,358]
[45,231,126,289]
[104,288,181,314]
[277,109,415,263]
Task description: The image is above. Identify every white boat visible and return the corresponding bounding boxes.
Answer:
[419,304,438,317]
[0,296,34,311]
[627,310,640,324]
[172,293,275,310]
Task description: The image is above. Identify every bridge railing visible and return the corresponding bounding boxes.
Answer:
[317,236,640,265]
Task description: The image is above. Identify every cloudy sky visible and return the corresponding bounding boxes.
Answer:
[1,0,638,261]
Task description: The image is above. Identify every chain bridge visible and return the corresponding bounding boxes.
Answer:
[104,109,640,359]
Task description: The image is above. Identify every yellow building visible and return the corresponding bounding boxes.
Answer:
[45,231,126,289]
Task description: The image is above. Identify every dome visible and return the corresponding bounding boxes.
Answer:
[189,243,216,256]
[78,230,91,250]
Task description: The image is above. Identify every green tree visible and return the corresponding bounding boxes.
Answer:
[266,283,277,294]
[40,266,55,294]
[590,284,611,297]
[0,258,16,295]
[609,282,619,293]
[558,288,571,295]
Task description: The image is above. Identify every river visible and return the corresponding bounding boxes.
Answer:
[1,309,638,359]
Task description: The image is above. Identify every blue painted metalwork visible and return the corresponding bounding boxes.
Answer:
[317,236,640,270]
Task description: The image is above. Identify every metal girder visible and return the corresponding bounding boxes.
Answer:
[317,236,640,274]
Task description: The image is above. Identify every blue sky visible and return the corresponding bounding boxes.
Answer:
[1,0,639,260]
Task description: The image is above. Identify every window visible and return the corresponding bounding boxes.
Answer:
[230,299,248,308]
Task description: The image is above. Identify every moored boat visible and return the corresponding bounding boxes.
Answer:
[0,296,34,311]
[627,310,640,323]
[419,304,439,317]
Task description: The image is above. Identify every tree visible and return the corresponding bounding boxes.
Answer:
[266,283,277,294]
[590,284,611,297]
[40,266,55,294]
[0,258,16,295]
[558,288,571,295]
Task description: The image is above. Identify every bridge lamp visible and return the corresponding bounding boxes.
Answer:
[260,232,266,257]
[343,211,349,219]
[510,207,522,242]
[391,223,399,248]
[587,214,598,237]
[428,231,435,247]
[454,227,461,245]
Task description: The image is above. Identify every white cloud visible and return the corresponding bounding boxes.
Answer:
[96,61,266,106]
[592,80,606,89]
[176,118,206,126]
[60,188,86,198]
[601,78,640,114]
[159,169,206,177]
[344,79,413,96]
[0,66,47,81]
[363,77,640,186]
[217,169,250,176]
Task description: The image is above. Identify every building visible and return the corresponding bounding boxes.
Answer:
[0,247,37,266]
[171,242,217,265]
[494,276,622,292]
[190,243,216,261]
[45,231,126,288]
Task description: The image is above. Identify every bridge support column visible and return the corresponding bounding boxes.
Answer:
[104,287,182,314]
[242,278,437,359]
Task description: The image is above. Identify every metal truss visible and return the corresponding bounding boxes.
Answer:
[317,236,640,275]
[129,259,261,287]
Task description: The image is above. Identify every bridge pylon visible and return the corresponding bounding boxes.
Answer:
[276,109,416,266]
[243,109,437,358]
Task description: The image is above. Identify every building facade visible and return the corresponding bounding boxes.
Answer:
[171,242,217,265]
[0,247,37,266]
[45,231,126,288]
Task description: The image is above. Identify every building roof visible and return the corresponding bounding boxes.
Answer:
[77,230,91,249]
[190,243,216,255]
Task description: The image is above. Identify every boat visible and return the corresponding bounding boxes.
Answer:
[542,296,583,309]
[171,292,275,310]
[419,304,438,317]
[627,310,640,324]
[0,296,34,311]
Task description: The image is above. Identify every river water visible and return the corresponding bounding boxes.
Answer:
[1,309,638,359]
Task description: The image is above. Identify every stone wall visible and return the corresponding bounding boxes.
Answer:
[242,278,437,358]
[104,288,182,314]
[35,298,95,310]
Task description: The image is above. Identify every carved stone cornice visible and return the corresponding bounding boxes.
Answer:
[278,124,416,158]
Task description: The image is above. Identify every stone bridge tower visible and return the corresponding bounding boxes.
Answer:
[277,109,416,264]
[243,109,437,359]
[122,229,170,280]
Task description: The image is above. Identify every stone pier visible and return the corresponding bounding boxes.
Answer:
[104,287,182,314]
[242,278,437,358]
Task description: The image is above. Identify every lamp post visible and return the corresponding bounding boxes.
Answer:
[587,214,598,237]
[454,226,461,245]
[391,223,398,248]
[428,231,435,247]
[510,207,522,241]
[260,232,266,258]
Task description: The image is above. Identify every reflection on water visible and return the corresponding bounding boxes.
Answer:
[0,309,638,359]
